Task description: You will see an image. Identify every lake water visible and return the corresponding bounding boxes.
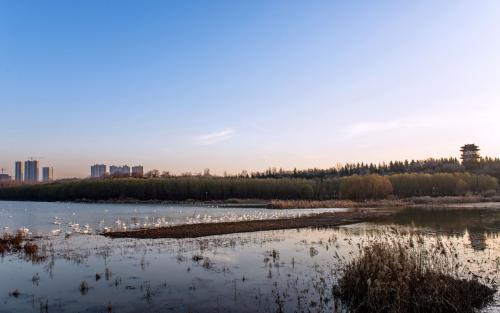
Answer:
[1,201,499,313]
[0,201,347,236]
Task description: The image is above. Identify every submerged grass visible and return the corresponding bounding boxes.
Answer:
[0,232,27,255]
[0,232,46,263]
[334,240,496,313]
[0,232,23,253]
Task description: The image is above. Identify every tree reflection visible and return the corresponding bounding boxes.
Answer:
[377,208,500,251]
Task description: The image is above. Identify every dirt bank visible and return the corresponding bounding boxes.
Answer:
[267,196,500,209]
[103,209,394,239]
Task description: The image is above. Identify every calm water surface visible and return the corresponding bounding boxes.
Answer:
[0,201,499,313]
[0,201,346,235]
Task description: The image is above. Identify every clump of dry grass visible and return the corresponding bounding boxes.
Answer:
[105,302,113,313]
[0,232,46,263]
[9,289,20,298]
[0,232,27,255]
[334,241,496,313]
[0,240,7,255]
[79,281,89,295]
[0,233,24,255]
[23,242,38,256]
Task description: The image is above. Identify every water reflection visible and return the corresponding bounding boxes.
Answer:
[0,201,346,236]
[1,203,500,312]
[376,207,500,251]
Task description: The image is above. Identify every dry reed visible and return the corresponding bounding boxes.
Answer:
[334,240,496,313]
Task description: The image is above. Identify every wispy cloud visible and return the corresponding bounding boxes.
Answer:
[344,115,464,139]
[346,121,403,138]
[195,128,235,145]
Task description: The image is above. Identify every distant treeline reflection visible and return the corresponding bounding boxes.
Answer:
[0,172,497,202]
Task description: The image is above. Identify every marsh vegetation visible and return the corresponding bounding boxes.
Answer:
[0,231,45,263]
[335,239,495,312]
[1,203,500,312]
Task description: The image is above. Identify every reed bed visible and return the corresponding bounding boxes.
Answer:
[0,232,25,255]
[333,235,496,313]
[0,232,45,262]
[267,199,409,209]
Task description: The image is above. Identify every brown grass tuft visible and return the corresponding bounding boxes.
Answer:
[79,281,89,295]
[9,289,20,298]
[0,241,7,255]
[1,232,25,254]
[23,242,38,256]
[334,242,496,313]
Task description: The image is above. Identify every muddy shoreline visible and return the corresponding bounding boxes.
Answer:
[103,209,394,239]
[102,201,500,239]
[76,196,500,208]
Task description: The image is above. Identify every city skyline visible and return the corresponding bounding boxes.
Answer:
[2,1,500,178]
[1,142,497,180]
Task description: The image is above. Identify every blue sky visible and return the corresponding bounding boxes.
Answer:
[1,0,500,178]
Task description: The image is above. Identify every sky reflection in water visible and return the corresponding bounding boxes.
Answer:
[0,201,500,313]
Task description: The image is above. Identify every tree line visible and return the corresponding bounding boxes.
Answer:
[250,157,500,180]
[0,172,497,202]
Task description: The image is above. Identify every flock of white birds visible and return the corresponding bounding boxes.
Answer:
[1,207,314,238]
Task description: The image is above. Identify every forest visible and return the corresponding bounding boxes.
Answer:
[251,157,500,180]
[0,173,497,202]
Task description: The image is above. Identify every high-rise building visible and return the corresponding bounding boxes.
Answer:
[110,165,131,177]
[131,165,144,177]
[42,167,54,182]
[123,165,131,176]
[91,164,107,178]
[109,166,118,176]
[15,161,24,182]
[24,160,39,183]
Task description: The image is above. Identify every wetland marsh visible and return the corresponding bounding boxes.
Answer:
[1,201,499,313]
